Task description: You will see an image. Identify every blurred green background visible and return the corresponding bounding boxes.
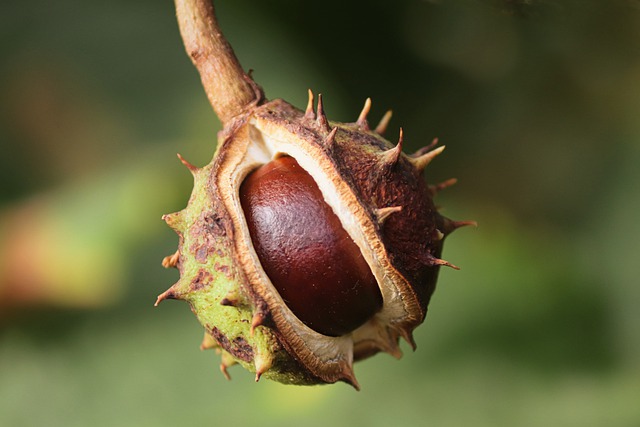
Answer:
[1,0,639,426]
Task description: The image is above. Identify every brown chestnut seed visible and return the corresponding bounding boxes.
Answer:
[240,156,383,337]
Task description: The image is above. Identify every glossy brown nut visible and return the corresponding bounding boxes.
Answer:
[240,156,383,336]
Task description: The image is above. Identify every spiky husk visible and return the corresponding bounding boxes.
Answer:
[158,93,469,388]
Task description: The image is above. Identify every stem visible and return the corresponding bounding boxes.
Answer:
[175,0,258,125]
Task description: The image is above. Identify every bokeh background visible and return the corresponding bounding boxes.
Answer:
[1,0,639,426]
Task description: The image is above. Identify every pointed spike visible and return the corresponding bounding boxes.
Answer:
[398,328,417,351]
[161,213,175,225]
[374,110,393,135]
[352,319,403,361]
[385,342,403,360]
[200,332,219,351]
[316,94,330,131]
[380,328,403,359]
[435,229,445,241]
[428,177,458,195]
[220,364,232,381]
[355,337,402,360]
[443,218,478,235]
[154,288,178,306]
[324,126,338,149]
[254,354,273,382]
[220,289,239,306]
[177,153,198,174]
[413,137,439,157]
[220,297,236,307]
[162,212,184,231]
[220,351,237,381]
[411,145,446,173]
[452,219,478,229]
[381,128,404,166]
[220,294,249,307]
[220,288,248,307]
[356,97,372,130]
[429,256,460,270]
[250,310,266,336]
[375,206,402,225]
[161,249,180,269]
[389,345,403,360]
[341,365,361,391]
[304,89,315,119]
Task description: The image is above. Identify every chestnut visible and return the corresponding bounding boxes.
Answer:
[240,156,383,337]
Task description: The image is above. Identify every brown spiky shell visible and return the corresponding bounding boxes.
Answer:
[157,91,469,389]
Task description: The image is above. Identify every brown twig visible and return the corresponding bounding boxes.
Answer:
[175,0,258,125]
